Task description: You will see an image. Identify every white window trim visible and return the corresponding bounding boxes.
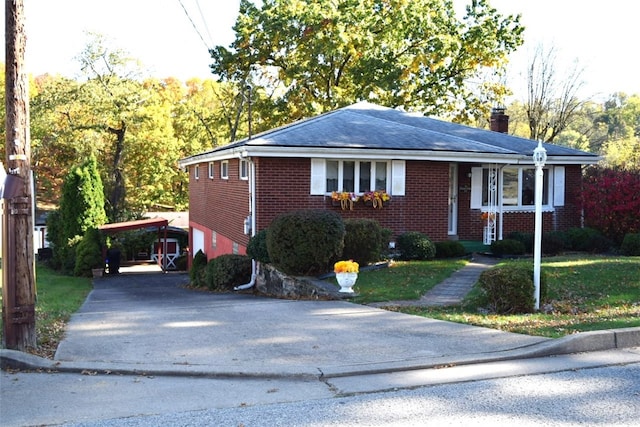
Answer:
[471,165,559,212]
[194,165,200,180]
[310,159,405,196]
[208,162,214,179]
[239,159,249,180]
[221,160,229,180]
[322,159,393,194]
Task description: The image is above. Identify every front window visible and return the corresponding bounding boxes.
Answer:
[221,161,229,179]
[325,160,389,194]
[239,159,249,180]
[481,166,550,208]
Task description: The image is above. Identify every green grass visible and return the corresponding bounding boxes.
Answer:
[388,255,640,338]
[0,263,92,357]
[343,259,469,303]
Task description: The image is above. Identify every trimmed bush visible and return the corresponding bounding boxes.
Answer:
[246,229,270,263]
[267,209,345,275]
[542,231,567,256]
[566,227,611,253]
[396,231,436,261]
[342,218,391,265]
[490,239,525,256]
[435,240,466,259]
[73,228,104,277]
[478,264,548,314]
[189,250,208,287]
[174,254,188,271]
[507,231,534,253]
[205,254,252,291]
[621,233,640,256]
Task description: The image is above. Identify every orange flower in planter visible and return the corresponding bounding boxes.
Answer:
[481,212,496,221]
[362,190,390,209]
[331,191,359,210]
[334,260,359,274]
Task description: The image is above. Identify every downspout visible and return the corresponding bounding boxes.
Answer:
[235,156,257,290]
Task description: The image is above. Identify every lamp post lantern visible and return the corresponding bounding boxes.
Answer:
[532,140,547,310]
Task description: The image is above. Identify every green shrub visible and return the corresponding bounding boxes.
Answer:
[396,231,436,261]
[73,228,104,277]
[205,254,252,291]
[342,218,391,265]
[567,227,611,253]
[490,239,525,256]
[507,231,534,253]
[266,209,345,275]
[189,250,208,287]
[174,254,188,271]
[246,229,271,263]
[478,264,548,314]
[434,240,466,259]
[621,233,640,256]
[542,231,567,256]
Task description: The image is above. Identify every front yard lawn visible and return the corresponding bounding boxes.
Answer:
[371,255,640,338]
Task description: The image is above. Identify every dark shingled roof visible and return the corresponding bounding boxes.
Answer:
[180,102,599,165]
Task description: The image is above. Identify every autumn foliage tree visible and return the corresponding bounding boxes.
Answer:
[581,166,640,244]
[210,0,524,126]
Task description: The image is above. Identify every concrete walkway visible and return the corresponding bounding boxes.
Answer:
[369,253,498,308]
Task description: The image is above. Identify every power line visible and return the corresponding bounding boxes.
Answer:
[177,0,211,51]
[194,0,214,48]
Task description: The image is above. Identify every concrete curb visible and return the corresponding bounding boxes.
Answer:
[3,327,639,379]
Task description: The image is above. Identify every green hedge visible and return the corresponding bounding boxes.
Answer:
[189,250,208,287]
[205,254,252,291]
[267,209,345,275]
[490,239,525,256]
[342,218,391,265]
[478,264,548,314]
[434,240,466,259]
[621,233,640,256]
[396,231,436,261]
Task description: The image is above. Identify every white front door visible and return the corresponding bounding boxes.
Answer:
[448,163,458,236]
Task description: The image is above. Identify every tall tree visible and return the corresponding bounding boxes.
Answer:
[50,155,107,271]
[210,0,524,126]
[597,93,640,170]
[74,33,146,220]
[525,44,586,142]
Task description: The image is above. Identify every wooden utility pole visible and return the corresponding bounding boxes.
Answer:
[2,0,36,350]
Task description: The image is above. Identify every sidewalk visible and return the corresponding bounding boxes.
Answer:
[2,258,640,380]
[369,253,498,308]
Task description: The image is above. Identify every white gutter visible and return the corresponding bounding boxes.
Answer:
[235,156,257,291]
[179,146,601,168]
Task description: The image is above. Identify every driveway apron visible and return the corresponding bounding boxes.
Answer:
[54,272,550,377]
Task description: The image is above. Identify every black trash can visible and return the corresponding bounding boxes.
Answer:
[106,247,121,275]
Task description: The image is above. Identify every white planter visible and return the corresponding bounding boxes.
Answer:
[336,272,358,293]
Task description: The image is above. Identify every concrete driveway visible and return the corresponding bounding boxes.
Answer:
[50,271,554,378]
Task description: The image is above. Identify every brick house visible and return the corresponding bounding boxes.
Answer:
[178,102,600,261]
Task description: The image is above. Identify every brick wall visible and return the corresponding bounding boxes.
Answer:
[189,158,586,257]
[188,159,251,256]
[456,164,584,241]
[255,158,450,242]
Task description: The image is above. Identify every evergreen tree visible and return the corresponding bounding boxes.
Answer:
[51,155,108,272]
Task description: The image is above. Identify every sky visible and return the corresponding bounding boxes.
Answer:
[2,0,639,102]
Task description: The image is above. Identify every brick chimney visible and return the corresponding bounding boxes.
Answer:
[490,107,509,133]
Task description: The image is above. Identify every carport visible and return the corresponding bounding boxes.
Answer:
[98,218,169,273]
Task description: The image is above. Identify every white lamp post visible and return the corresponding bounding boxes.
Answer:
[532,140,547,310]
